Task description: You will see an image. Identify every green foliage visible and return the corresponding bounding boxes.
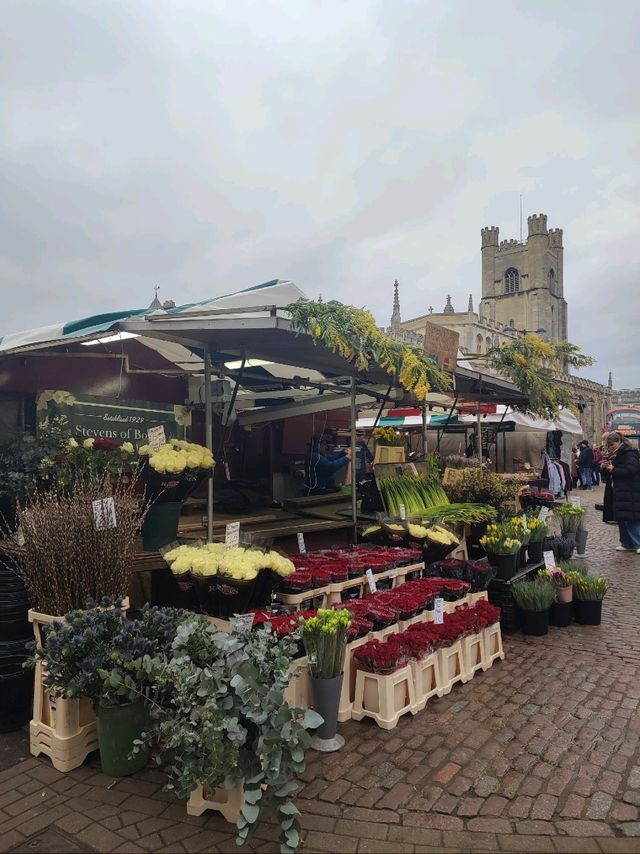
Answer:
[484,334,594,418]
[444,468,522,509]
[140,618,322,851]
[28,599,185,708]
[511,578,556,612]
[286,299,452,399]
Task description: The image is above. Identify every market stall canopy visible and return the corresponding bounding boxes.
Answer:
[0,280,399,403]
[458,406,583,435]
[356,413,459,428]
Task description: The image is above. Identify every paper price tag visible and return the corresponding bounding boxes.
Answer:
[537,506,550,521]
[434,597,444,624]
[147,425,166,450]
[399,504,406,521]
[570,496,581,507]
[225,521,240,548]
[297,532,306,554]
[93,497,117,530]
[366,569,378,593]
[543,550,557,570]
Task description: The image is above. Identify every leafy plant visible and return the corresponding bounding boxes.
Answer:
[300,609,351,679]
[140,618,322,853]
[28,598,184,708]
[484,334,595,418]
[512,578,556,611]
[286,298,452,400]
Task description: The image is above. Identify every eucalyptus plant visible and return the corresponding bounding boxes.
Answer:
[138,618,321,853]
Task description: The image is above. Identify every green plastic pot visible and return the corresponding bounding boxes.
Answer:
[97,701,149,777]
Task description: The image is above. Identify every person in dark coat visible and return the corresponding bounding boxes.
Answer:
[578,440,594,490]
[304,436,351,495]
[601,432,640,551]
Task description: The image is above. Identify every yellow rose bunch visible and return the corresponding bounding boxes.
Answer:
[163,542,294,580]
[144,439,214,475]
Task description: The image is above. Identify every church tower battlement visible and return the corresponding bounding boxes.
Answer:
[479,213,567,343]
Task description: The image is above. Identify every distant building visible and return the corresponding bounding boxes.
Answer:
[387,213,612,442]
[480,213,568,344]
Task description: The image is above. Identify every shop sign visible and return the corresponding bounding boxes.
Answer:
[37,390,191,444]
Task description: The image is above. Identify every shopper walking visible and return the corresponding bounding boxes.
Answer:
[578,440,594,490]
[601,431,640,552]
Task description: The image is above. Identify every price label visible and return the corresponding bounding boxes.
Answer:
[434,597,444,624]
[92,497,117,530]
[570,496,581,507]
[522,514,528,531]
[399,504,406,521]
[538,506,550,521]
[543,550,557,570]
[225,521,240,548]
[297,532,306,554]
[366,569,378,593]
[147,425,166,450]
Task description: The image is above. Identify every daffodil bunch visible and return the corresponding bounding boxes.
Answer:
[480,522,521,555]
[300,608,352,679]
[139,439,214,475]
[526,516,549,543]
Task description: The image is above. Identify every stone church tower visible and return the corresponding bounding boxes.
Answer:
[479,213,568,343]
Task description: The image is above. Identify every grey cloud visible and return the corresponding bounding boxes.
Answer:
[0,0,639,387]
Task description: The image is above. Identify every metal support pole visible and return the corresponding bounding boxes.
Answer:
[437,394,459,453]
[350,377,358,544]
[204,345,214,544]
[476,410,483,465]
[422,403,428,457]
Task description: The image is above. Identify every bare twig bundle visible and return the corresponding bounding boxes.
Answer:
[11,476,147,615]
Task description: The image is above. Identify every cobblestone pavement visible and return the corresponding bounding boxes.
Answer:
[3,489,640,854]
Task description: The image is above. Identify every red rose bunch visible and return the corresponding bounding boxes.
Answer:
[92,437,120,451]
[354,638,405,674]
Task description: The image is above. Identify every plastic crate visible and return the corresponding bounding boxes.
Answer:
[488,564,540,635]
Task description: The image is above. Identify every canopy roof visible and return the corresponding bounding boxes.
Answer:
[0,278,531,411]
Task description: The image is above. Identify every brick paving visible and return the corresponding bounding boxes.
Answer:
[3,489,640,853]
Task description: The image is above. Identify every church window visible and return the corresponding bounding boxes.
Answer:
[485,336,492,353]
[505,268,520,294]
[548,268,555,288]
[476,334,483,353]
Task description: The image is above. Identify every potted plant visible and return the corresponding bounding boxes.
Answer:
[300,608,351,752]
[572,575,608,625]
[511,578,556,636]
[575,523,588,556]
[138,439,215,550]
[526,516,549,564]
[141,616,322,853]
[554,504,585,544]
[29,599,184,776]
[548,534,576,564]
[479,523,521,580]
[539,566,573,627]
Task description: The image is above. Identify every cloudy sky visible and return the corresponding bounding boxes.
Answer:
[1,0,638,386]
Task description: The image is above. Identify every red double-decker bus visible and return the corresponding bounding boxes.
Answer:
[605,407,640,438]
